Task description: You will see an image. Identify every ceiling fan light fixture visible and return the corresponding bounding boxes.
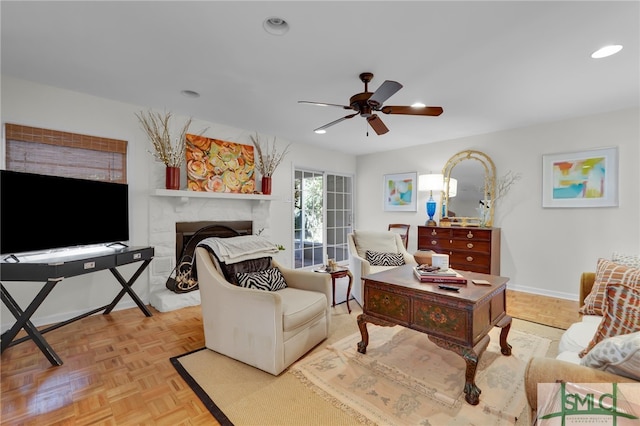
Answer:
[591,44,623,59]
[263,17,290,36]
[411,102,426,108]
[314,129,326,134]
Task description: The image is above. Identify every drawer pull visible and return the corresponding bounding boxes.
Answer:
[431,240,437,245]
[430,229,437,236]
[383,295,391,305]
[467,243,474,249]
[467,231,474,239]
[466,256,474,262]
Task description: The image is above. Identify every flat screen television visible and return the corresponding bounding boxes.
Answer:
[1,170,130,256]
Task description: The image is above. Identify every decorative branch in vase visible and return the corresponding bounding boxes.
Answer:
[135,110,195,190]
[250,132,291,195]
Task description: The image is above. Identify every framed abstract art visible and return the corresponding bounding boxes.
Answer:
[542,147,618,208]
[383,172,418,211]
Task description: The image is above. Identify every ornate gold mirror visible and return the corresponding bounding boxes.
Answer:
[441,150,496,227]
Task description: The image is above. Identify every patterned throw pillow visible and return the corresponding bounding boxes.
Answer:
[612,252,640,268]
[579,258,640,316]
[580,332,640,380]
[218,257,272,285]
[579,284,640,357]
[236,267,288,291]
[366,250,405,266]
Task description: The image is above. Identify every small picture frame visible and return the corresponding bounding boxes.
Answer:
[542,147,618,208]
[383,172,418,211]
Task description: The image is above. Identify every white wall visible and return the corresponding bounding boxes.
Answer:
[1,75,638,332]
[0,76,356,330]
[354,107,640,300]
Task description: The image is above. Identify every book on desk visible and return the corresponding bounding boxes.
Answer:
[413,267,467,284]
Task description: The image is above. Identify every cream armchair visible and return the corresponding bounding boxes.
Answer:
[195,247,332,376]
[348,230,417,305]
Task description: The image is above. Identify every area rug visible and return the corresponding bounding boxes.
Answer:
[290,325,550,425]
[171,307,563,425]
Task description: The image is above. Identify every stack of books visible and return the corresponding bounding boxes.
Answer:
[413,266,467,284]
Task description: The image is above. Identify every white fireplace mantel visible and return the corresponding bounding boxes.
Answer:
[152,189,278,203]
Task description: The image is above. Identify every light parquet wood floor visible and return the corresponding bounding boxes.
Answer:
[1,291,579,425]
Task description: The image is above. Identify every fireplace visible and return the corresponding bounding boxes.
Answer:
[175,220,253,263]
[147,190,271,312]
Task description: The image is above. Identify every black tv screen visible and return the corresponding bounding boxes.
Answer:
[1,170,130,255]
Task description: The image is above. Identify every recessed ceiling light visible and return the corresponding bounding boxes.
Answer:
[591,45,623,59]
[263,17,290,36]
[314,129,326,134]
[181,90,200,98]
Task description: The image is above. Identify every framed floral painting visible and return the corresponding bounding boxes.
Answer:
[185,134,256,193]
[383,172,418,211]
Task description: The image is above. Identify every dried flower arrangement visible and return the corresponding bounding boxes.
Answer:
[136,110,193,167]
[492,170,523,202]
[250,133,291,177]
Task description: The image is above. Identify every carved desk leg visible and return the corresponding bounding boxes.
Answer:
[496,315,513,356]
[429,334,490,405]
[357,314,369,354]
[357,314,397,354]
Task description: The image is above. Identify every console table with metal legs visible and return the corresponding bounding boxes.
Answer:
[0,246,154,366]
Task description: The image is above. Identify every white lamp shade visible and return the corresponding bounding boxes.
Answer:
[448,178,458,197]
[419,174,444,192]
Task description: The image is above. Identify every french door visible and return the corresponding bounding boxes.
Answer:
[293,169,353,269]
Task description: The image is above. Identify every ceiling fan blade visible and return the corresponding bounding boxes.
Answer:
[298,100,352,110]
[314,113,358,132]
[367,114,389,135]
[380,105,444,116]
[368,80,403,107]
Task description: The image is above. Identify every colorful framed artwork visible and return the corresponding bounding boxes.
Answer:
[383,172,418,211]
[185,134,256,193]
[542,147,618,208]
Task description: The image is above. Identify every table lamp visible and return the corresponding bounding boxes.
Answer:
[419,174,444,226]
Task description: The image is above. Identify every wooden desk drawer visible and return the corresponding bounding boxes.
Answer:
[413,299,469,343]
[365,286,410,324]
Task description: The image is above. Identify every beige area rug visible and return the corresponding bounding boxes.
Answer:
[171,304,564,425]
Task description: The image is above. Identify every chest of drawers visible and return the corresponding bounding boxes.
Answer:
[417,226,500,275]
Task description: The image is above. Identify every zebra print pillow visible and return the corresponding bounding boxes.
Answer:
[366,250,405,266]
[236,267,288,291]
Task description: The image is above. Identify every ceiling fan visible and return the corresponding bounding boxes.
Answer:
[298,72,443,135]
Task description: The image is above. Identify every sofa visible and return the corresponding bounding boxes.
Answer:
[524,253,640,416]
[347,230,418,305]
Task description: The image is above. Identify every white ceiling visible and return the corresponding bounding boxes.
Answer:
[1,1,638,156]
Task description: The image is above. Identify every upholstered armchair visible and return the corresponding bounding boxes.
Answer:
[194,247,332,376]
[348,230,417,305]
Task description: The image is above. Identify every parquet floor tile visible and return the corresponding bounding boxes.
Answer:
[1,291,578,424]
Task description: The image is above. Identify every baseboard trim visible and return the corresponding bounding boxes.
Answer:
[506,283,579,302]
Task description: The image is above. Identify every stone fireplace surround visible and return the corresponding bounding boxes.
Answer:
[148,190,273,312]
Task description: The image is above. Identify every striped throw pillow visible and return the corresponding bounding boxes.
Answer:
[236,267,288,291]
[366,250,405,266]
[580,284,640,358]
[579,258,640,316]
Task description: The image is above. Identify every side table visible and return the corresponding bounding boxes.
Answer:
[314,266,353,313]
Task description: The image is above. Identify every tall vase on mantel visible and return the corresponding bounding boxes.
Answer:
[166,166,180,190]
[261,176,272,195]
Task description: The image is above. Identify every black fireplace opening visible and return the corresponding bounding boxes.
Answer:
[175,220,253,262]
